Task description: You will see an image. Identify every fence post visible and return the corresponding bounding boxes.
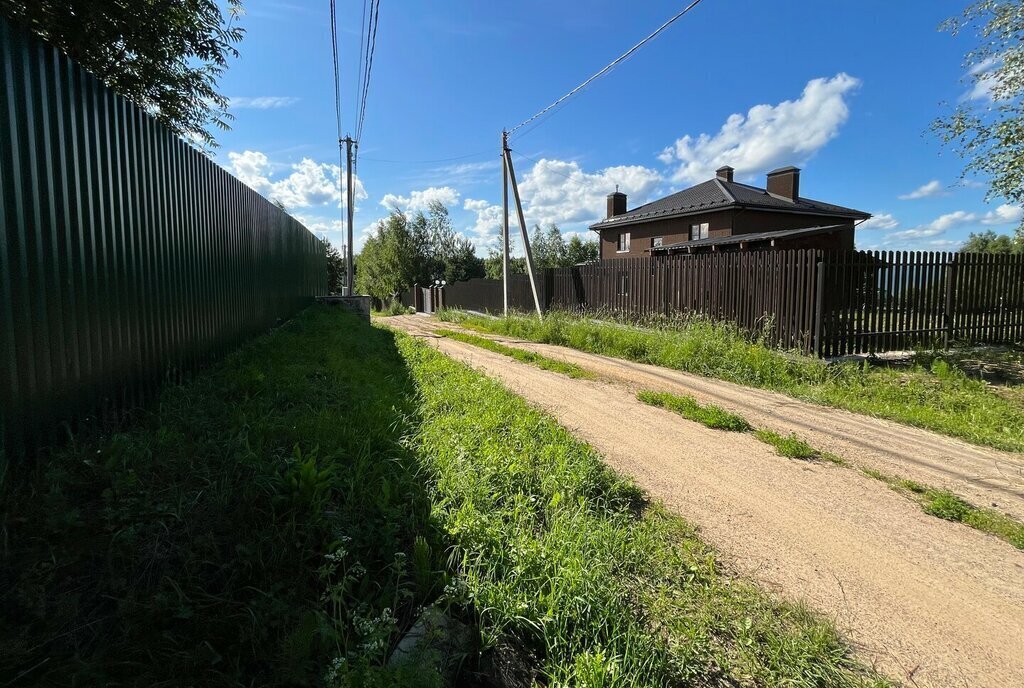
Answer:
[813,258,825,357]
[944,256,956,348]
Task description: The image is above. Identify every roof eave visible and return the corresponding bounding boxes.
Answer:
[590,203,868,231]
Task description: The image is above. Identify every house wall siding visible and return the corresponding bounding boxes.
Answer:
[598,210,734,259]
[597,209,856,258]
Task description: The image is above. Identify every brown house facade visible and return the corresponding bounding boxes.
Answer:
[590,166,870,259]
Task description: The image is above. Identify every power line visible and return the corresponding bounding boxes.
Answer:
[329,0,342,137]
[359,149,492,164]
[355,0,368,124]
[355,0,381,145]
[507,0,707,137]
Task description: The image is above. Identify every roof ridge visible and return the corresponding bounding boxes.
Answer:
[714,178,736,202]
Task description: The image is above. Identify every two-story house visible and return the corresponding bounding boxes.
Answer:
[590,166,870,259]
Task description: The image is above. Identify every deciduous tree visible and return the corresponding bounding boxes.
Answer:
[1,0,245,148]
[933,1,1024,230]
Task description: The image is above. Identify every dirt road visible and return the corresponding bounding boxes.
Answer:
[385,315,1024,687]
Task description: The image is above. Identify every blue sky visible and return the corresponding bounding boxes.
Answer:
[213,0,1021,255]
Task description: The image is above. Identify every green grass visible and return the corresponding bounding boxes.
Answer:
[433,328,596,379]
[395,328,887,687]
[754,429,821,460]
[863,469,1024,550]
[1,307,449,686]
[638,389,752,431]
[436,309,1024,453]
[2,307,892,686]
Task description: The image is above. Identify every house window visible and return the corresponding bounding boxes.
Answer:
[690,223,709,241]
[616,232,631,253]
[617,271,629,295]
[652,236,663,248]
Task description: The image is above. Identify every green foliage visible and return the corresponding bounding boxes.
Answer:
[441,310,1024,452]
[483,250,526,279]
[865,469,1024,550]
[0,309,447,685]
[638,390,752,431]
[394,331,887,687]
[566,232,600,264]
[433,328,596,379]
[532,223,600,268]
[325,238,346,293]
[419,201,485,284]
[1,0,244,149]
[357,202,483,302]
[754,430,820,460]
[933,1,1024,228]
[481,225,598,279]
[357,210,428,303]
[960,228,1023,253]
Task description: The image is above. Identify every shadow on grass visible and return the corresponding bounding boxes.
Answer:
[0,307,456,686]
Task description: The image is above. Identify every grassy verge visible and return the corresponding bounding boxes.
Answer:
[396,328,887,686]
[638,390,752,431]
[1,308,448,686]
[3,307,889,686]
[436,310,1024,452]
[434,328,595,379]
[862,470,1024,550]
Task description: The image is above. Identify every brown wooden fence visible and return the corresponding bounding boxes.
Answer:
[439,250,1024,357]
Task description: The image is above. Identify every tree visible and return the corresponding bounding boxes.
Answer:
[420,201,484,283]
[355,202,485,303]
[1,0,245,149]
[356,211,424,303]
[960,229,1022,253]
[483,250,526,280]
[933,1,1023,230]
[323,239,345,293]
[565,234,599,264]
[531,223,568,269]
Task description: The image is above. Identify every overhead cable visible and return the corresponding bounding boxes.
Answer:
[507,0,707,137]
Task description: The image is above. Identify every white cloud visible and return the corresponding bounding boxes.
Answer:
[981,204,1023,226]
[380,186,460,212]
[517,159,662,226]
[898,180,946,200]
[229,96,300,109]
[858,213,898,230]
[463,198,505,249]
[658,73,860,184]
[964,58,1000,102]
[226,150,367,210]
[888,210,977,241]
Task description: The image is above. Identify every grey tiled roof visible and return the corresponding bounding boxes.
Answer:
[590,177,870,230]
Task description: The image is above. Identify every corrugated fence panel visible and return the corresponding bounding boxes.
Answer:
[1,18,326,456]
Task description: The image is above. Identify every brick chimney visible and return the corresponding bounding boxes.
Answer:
[766,166,800,202]
[716,165,734,182]
[607,189,627,219]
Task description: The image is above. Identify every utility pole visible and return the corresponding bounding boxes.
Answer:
[501,131,510,314]
[502,138,543,318]
[342,136,355,295]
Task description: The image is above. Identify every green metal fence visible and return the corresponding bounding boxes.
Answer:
[1,17,327,456]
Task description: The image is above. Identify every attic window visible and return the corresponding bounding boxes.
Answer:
[690,223,709,241]
[652,236,663,248]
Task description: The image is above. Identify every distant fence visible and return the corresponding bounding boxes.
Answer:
[439,250,1024,357]
[1,18,327,456]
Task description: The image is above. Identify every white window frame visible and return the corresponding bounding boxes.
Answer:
[652,236,663,248]
[616,232,631,253]
[690,223,709,241]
